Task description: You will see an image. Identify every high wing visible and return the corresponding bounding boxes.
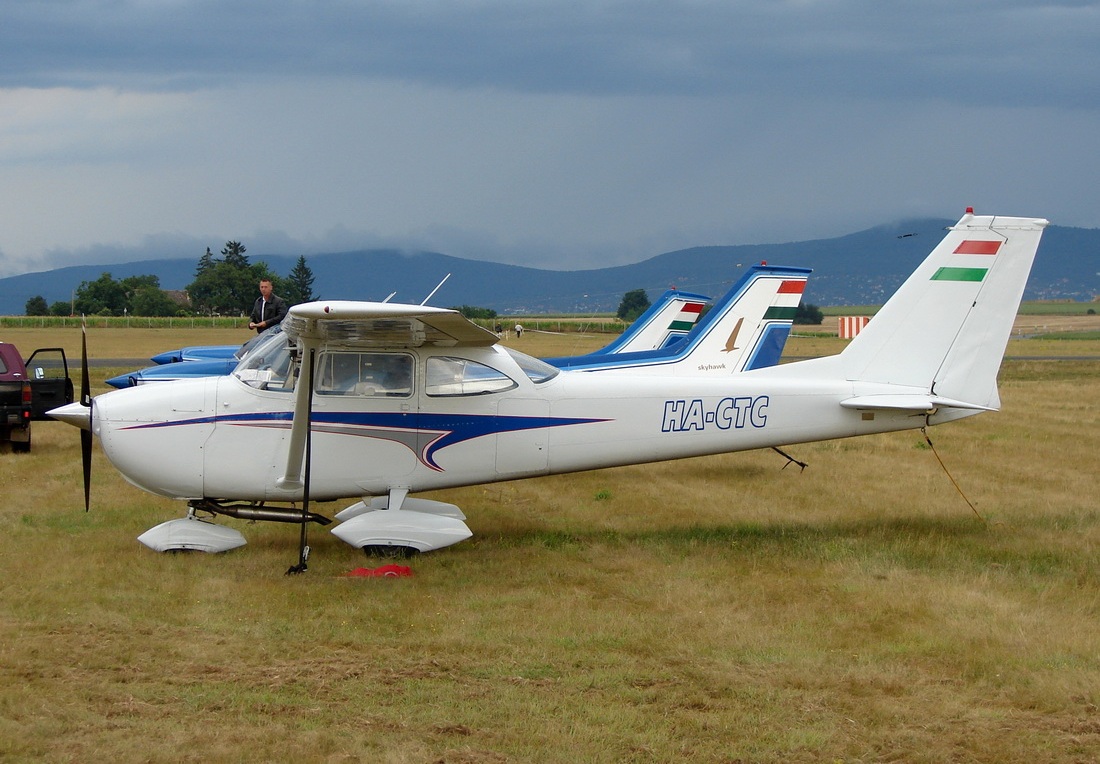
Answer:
[150,345,239,364]
[283,301,499,348]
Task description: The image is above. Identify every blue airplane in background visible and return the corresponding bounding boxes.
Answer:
[105,263,809,388]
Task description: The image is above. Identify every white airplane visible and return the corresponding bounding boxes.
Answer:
[50,210,1045,572]
[545,263,809,374]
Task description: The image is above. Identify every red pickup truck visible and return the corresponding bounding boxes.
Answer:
[0,341,74,453]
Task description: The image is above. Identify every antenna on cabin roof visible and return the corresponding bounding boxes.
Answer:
[421,273,451,305]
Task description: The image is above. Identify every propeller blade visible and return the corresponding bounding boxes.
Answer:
[81,428,92,512]
[80,318,91,407]
[287,347,316,575]
[80,318,92,512]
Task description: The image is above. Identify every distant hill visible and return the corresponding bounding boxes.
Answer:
[1,218,1096,316]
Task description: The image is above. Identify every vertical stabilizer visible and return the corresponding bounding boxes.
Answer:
[839,211,1047,409]
[591,289,711,355]
[548,264,810,375]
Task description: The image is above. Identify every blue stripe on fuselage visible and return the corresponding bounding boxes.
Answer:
[123,410,609,470]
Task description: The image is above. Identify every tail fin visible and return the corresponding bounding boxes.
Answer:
[838,211,1047,409]
[549,264,811,375]
[591,289,711,355]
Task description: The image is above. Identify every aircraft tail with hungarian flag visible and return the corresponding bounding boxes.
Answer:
[588,288,712,355]
[755,209,1048,418]
[547,262,811,376]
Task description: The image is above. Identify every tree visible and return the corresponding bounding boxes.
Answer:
[283,256,316,305]
[120,275,161,309]
[195,247,215,278]
[130,286,182,317]
[49,301,71,316]
[794,301,824,325]
[73,273,128,316]
[616,289,651,323]
[221,241,249,269]
[187,242,265,316]
[452,305,497,319]
[24,295,49,316]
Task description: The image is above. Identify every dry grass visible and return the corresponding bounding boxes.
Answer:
[0,329,1098,762]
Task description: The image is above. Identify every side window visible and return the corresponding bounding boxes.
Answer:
[316,352,413,398]
[426,357,517,397]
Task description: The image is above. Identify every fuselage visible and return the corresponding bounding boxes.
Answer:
[89,343,957,503]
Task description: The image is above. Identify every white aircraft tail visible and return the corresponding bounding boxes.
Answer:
[672,264,810,374]
[813,211,1047,411]
[593,289,710,354]
[552,264,810,375]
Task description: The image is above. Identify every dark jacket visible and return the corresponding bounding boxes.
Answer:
[250,294,288,333]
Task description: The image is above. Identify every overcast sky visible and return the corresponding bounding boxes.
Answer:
[2,0,1098,277]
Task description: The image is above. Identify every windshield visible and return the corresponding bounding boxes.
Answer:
[232,329,295,390]
[234,324,283,360]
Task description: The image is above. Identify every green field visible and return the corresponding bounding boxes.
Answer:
[1,329,1097,762]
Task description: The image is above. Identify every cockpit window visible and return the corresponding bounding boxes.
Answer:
[233,330,295,391]
[315,352,413,397]
[503,347,559,384]
[426,357,517,397]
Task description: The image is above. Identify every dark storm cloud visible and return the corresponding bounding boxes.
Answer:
[4,1,1099,108]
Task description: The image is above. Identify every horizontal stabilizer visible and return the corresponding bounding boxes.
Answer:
[840,395,997,413]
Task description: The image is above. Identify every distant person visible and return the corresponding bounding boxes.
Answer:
[249,278,288,334]
[514,323,523,338]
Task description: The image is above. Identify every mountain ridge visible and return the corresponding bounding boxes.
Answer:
[1,218,1095,315]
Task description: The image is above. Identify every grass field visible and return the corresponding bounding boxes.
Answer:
[1,329,1098,762]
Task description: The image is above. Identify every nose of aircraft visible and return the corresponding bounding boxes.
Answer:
[49,401,92,431]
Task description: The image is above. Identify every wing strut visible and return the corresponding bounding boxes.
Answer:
[286,347,317,575]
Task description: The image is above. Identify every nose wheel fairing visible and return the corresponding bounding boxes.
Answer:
[137,514,247,553]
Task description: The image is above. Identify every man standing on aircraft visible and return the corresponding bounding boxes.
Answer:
[249,278,288,334]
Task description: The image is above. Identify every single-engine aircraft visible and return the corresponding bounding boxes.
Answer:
[50,211,1045,571]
